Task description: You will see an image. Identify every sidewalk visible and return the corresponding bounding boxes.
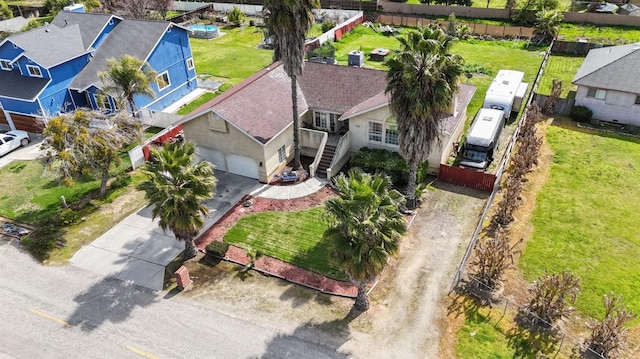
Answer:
[250,177,328,199]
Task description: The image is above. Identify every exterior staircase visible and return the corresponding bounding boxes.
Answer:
[316,144,336,178]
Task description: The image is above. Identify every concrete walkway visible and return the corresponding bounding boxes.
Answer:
[251,177,328,199]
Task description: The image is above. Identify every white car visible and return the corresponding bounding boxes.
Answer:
[0,130,30,157]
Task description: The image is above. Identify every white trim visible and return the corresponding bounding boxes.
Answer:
[339,101,389,121]
[156,71,170,91]
[26,65,42,78]
[179,108,271,147]
[142,78,195,109]
[93,93,113,111]
[0,59,12,70]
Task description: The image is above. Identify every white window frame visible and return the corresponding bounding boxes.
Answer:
[314,112,328,129]
[278,145,286,163]
[384,123,399,146]
[587,88,607,100]
[186,58,194,70]
[156,71,170,91]
[0,59,12,71]
[368,121,383,143]
[635,95,640,106]
[26,65,42,78]
[93,93,112,111]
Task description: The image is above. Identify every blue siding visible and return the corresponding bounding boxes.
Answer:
[0,41,24,62]
[0,96,42,115]
[40,88,75,116]
[91,18,120,50]
[139,27,196,111]
[40,54,90,98]
[15,57,48,79]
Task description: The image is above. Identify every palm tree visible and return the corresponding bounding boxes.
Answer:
[385,25,464,209]
[324,169,407,311]
[264,0,319,169]
[138,141,216,258]
[98,54,158,116]
[534,9,563,44]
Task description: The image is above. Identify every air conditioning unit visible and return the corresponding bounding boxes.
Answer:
[348,50,364,67]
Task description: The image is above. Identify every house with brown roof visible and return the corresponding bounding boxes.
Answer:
[572,43,640,125]
[178,61,475,183]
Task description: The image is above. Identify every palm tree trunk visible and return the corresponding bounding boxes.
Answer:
[184,238,198,258]
[405,160,418,209]
[354,284,370,311]
[128,96,136,117]
[291,74,302,170]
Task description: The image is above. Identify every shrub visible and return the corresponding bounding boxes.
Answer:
[350,148,409,187]
[206,241,230,257]
[569,105,593,123]
[58,208,79,226]
[110,173,132,190]
[321,20,336,33]
[21,235,56,262]
[228,6,245,26]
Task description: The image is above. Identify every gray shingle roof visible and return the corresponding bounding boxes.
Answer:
[0,16,30,33]
[573,43,640,93]
[9,23,86,68]
[51,12,116,50]
[69,19,170,91]
[0,70,48,100]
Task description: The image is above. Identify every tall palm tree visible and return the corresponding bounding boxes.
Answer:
[98,54,158,116]
[385,25,464,209]
[138,141,216,258]
[264,0,319,169]
[324,169,407,311]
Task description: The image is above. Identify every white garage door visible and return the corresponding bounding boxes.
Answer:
[196,146,227,171]
[227,154,259,179]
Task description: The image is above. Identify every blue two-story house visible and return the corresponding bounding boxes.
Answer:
[0,11,197,132]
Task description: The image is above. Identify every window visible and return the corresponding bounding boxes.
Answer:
[186,58,194,70]
[368,122,382,142]
[0,60,11,71]
[278,145,286,163]
[27,65,42,77]
[385,124,399,145]
[94,94,112,111]
[315,112,328,129]
[156,71,170,91]
[635,96,640,105]
[587,88,607,100]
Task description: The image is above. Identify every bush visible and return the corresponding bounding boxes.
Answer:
[569,105,593,123]
[350,148,409,187]
[321,20,336,33]
[110,173,132,191]
[227,6,245,26]
[206,241,230,257]
[58,208,79,226]
[21,235,56,262]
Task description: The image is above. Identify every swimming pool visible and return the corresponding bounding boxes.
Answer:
[189,24,219,32]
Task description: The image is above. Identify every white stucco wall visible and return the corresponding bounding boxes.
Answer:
[575,86,640,125]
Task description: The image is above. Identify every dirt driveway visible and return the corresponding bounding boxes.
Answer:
[182,181,486,358]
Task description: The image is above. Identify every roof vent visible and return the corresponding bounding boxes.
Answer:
[632,43,640,50]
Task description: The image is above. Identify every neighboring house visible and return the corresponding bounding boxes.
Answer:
[572,43,640,126]
[179,61,475,183]
[0,10,197,132]
[0,16,29,35]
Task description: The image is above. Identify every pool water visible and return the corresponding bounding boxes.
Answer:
[189,24,219,32]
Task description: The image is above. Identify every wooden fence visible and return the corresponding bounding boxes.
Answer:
[377,14,534,37]
[533,94,576,116]
[437,164,497,192]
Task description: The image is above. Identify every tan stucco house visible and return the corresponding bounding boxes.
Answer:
[178,61,475,182]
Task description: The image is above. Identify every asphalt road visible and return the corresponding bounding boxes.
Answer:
[0,240,347,359]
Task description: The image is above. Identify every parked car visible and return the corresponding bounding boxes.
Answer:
[0,130,30,156]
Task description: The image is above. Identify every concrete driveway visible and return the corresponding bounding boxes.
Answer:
[0,129,43,169]
[70,172,260,291]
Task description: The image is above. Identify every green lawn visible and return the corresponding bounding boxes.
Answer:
[190,26,274,86]
[520,122,640,320]
[224,207,347,280]
[0,161,100,226]
[536,54,584,97]
[334,26,545,118]
[177,92,217,116]
[559,23,640,44]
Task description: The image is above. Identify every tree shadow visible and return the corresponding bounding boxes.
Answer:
[431,180,491,200]
[66,277,157,332]
[506,311,560,358]
[252,309,360,359]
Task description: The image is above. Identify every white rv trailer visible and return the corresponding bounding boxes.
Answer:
[483,70,528,120]
[460,108,505,170]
